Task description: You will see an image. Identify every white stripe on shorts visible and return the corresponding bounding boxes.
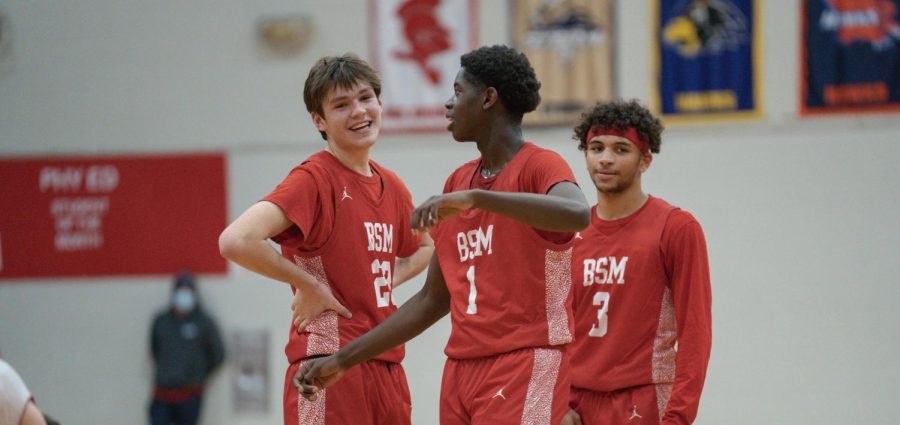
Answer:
[521,348,562,425]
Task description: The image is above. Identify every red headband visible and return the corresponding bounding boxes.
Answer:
[586,126,650,154]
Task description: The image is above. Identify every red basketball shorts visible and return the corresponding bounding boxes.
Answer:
[440,347,570,425]
[283,358,411,425]
[569,383,673,425]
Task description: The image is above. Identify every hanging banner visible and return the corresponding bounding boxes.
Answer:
[511,0,614,126]
[801,0,900,115]
[369,0,478,133]
[654,0,762,122]
[0,153,227,280]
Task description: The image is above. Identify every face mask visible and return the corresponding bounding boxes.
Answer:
[172,288,196,313]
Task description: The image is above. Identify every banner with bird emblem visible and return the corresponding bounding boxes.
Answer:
[369,0,478,133]
[654,0,762,122]
[801,0,900,115]
[511,0,614,126]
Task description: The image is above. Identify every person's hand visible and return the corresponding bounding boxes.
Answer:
[561,409,583,425]
[412,190,478,231]
[292,355,347,401]
[292,283,352,333]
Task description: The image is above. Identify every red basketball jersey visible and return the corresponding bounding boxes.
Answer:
[431,142,578,359]
[264,151,419,364]
[569,196,711,423]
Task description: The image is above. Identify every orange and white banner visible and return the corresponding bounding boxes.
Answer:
[369,0,479,133]
[512,0,614,126]
[0,153,227,280]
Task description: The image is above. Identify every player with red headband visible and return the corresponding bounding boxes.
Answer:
[562,99,712,425]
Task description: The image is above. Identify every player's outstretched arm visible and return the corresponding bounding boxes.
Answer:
[412,181,590,232]
[295,253,451,399]
[219,201,352,330]
[393,232,434,288]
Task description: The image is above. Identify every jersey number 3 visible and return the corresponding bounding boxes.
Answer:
[371,259,393,307]
[589,292,610,337]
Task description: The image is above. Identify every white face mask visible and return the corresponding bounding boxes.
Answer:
[172,288,196,313]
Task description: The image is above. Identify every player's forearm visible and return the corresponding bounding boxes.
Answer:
[393,236,434,287]
[218,231,318,291]
[471,190,590,231]
[335,264,450,368]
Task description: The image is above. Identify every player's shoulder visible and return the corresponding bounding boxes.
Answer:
[523,141,564,158]
[653,197,702,232]
[294,151,333,175]
[520,142,568,168]
[456,157,481,174]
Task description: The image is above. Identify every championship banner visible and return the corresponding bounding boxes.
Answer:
[0,153,227,280]
[511,0,614,126]
[802,0,900,115]
[369,0,478,133]
[654,0,761,121]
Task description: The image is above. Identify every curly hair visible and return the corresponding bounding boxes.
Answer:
[572,99,663,153]
[303,53,382,140]
[460,45,541,117]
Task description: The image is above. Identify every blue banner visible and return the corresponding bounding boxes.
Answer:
[803,0,900,115]
[655,0,760,120]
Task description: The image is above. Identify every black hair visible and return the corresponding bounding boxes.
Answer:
[460,45,541,117]
[573,99,663,153]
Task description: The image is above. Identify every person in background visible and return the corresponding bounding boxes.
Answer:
[0,358,48,425]
[149,271,225,425]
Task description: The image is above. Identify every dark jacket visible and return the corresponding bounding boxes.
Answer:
[150,308,224,388]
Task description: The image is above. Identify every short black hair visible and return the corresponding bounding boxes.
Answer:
[573,99,663,153]
[460,45,541,117]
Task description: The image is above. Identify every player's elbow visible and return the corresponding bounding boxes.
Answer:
[557,203,591,231]
[218,225,249,262]
[571,204,591,230]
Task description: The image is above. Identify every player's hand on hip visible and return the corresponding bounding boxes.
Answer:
[293,356,347,401]
[412,190,478,231]
[292,283,352,333]
[561,409,583,425]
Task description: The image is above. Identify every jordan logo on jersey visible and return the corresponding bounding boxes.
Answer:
[492,388,506,400]
[364,222,394,253]
[629,405,642,420]
[456,225,494,262]
[341,186,352,201]
[582,256,628,286]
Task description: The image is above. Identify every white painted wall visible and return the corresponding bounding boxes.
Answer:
[1,1,898,424]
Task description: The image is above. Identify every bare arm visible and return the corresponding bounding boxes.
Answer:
[20,401,47,425]
[218,201,351,328]
[392,232,434,288]
[294,253,451,397]
[412,181,590,232]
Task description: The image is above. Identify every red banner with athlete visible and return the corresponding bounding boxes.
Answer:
[369,0,479,133]
[0,153,227,280]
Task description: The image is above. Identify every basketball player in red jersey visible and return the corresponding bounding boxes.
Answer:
[561,100,712,425]
[218,54,434,425]
[295,45,591,424]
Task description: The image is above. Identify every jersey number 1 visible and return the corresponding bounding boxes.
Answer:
[371,259,393,308]
[589,292,610,337]
[465,265,477,314]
